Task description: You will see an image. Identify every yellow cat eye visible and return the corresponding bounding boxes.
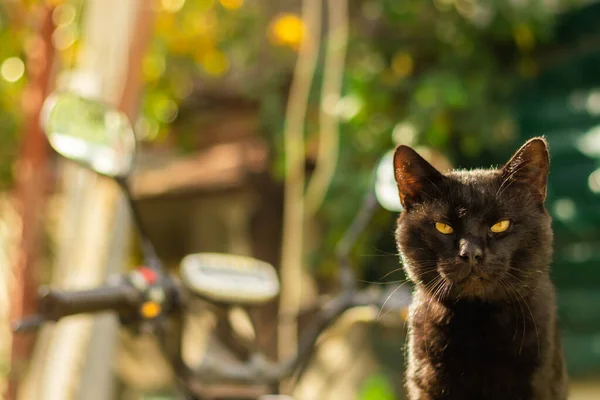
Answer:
[435,222,454,235]
[490,220,511,233]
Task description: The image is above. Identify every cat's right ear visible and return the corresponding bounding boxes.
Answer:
[393,145,444,209]
[501,137,549,203]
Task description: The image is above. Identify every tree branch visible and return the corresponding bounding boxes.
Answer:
[305,0,349,217]
[277,0,322,384]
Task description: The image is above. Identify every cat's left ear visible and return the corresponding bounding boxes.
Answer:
[501,137,549,203]
[394,145,444,209]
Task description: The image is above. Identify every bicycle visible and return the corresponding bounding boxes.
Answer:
[12,92,410,399]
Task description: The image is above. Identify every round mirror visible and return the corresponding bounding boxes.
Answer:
[375,150,403,212]
[41,92,136,178]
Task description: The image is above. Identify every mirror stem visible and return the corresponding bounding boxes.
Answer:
[116,177,163,272]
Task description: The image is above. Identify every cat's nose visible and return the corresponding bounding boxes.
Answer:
[459,238,483,265]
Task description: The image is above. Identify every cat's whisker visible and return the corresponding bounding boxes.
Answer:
[423,275,444,360]
[505,275,541,357]
[357,278,408,285]
[377,280,412,321]
[503,277,528,355]
[357,254,400,258]
[379,267,406,280]
[497,277,520,342]
[379,264,438,282]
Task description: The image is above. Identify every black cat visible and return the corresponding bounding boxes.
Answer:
[393,138,567,400]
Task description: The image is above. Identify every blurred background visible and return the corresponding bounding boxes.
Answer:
[1,0,600,399]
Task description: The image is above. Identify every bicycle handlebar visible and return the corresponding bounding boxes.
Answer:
[13,280,142,333]
[13,276,409,386]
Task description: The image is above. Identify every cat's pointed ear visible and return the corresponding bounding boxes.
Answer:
[501,137,549,203]
[393,145,444,209]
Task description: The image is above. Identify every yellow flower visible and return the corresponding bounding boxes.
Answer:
[268,14,304,49]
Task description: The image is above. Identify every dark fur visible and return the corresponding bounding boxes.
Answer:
[393,138,567,400]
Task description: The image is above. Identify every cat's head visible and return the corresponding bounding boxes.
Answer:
[394,138,553,301]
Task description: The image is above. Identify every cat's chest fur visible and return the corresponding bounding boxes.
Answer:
[407,292,549,400]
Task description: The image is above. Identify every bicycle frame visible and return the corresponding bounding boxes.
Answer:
[14,92,411,400]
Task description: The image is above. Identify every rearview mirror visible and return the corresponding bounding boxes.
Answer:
[375,150,403,212]
[41,92,136,178]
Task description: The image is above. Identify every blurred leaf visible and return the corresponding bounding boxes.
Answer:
[359,373,397,400]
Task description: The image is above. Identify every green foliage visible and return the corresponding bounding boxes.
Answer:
[0,0,589,272]
[136,0,590,278]
[0,2,32,188]
[359,372,397,400]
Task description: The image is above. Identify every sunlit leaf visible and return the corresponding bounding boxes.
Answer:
[358,373,396,400]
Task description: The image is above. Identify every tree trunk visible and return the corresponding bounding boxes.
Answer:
[17,1,150,399]
[7,6,55,400]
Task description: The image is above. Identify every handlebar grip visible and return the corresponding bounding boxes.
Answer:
[38,281,142,321]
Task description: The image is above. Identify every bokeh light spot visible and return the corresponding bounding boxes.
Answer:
[220,0,243,10]
[161,0,185,13]
[576,126,600,158]
[1,57,25,82]
[392,122,417,145]
[143,53,166,82]
[135,117,160,141]
[514,24,535,52]
[336,95,362,121]
[553,198,576,221]
[361,1,382,20]
[52,25,76,50]
[269,14,304,49]
[59,39,81,67]
[391,52,413,78]
[415,86,437,108]
[586,91,600,115]
[565,242,593,263]
[323,94,362,121]
[588,169,600,193]
[454,0,474,18]
[153,95,179,124]
[52,3,76,27]
[200,50,230,76]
